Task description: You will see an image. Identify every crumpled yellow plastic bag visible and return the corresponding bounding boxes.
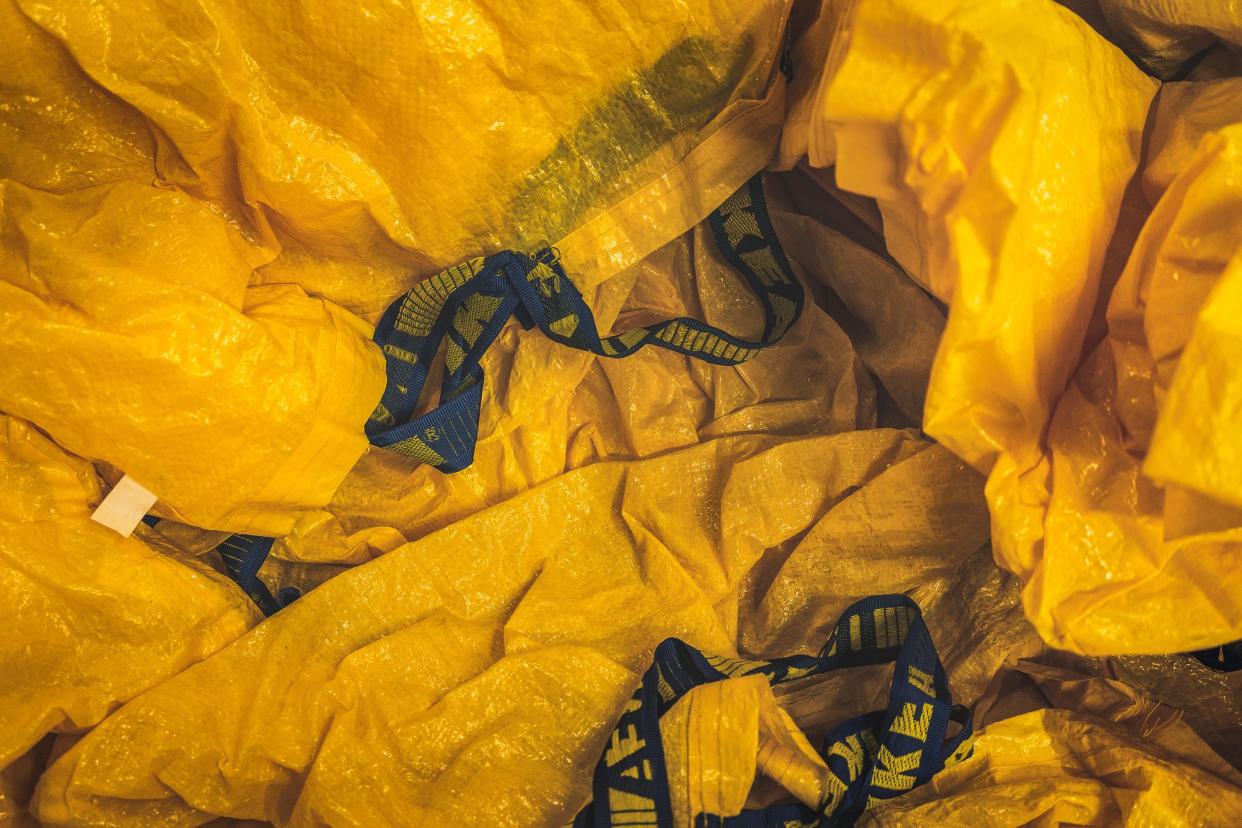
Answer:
[820,0,1157,304]
[27,189,1002,824]
[1142,78,1242,202]
[805,4,1158,651]
[1,741,48,828]
[659,674,834,826]
[862,661,1242,825]
[1039,647,1242,770]
[21,208,1018,824]
[0,414,257,772]
[642,578,1028,827]
[1,0,384,535]
[817,0,1157,486]
[793,0,1230,655]
[1145,238,1242,508]
[7,1,1242,825]
[33,427,972,826]
[268,171,948,571]
[0,180,386,535]
[10,65,1098,805]
[1026,118,1242,654]
[2,0,799,536]
[10,0,795,318]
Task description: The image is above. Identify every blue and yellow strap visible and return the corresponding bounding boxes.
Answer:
[141,516,293,616]
[574,595,973,828]
[367,175,803,471]
[143,177,802,616]
[215,533,284,615]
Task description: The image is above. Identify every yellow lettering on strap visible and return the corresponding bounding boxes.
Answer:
[605,723,644,766]
[723,208,763,247]
[827,734,868,783]
[907,665,936,699]
[606,788,658,825]
[388,435,446,467]
[890,702,933,741]
[870,743,922,793]
[739,248,791,287]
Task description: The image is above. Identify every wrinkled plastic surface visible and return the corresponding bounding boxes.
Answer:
[1041,648,1242,770]
[822,0,1157,307]
[0,414,257,771]
[274,179,950,569]
[27,184,1009,825]
[1025,117,1242,653]
[647,657,1242,827]
[863,661,1242,825]
[813,2,1157,647]
[799,0,1242,655]
[1145,223,1242,506]
[1,742,48,828]
[0,0,384,535]
[1143,79,1242,202]
[1097,0,1242,77]
[6,0,793,317]
[0,0,796,534]
[34,429,976,825]
[661,674,832,826]
[5,0,1242,824]
[819,0,1156,473]
[0,179,386,535]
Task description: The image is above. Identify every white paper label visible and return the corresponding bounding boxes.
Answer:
[90,474,158,537]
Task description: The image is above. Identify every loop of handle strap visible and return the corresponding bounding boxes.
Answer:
[366,175,804,472]
[574,595,975,828]
[142,177,802,616]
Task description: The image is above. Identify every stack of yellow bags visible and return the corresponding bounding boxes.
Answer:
[2,0,1241,824]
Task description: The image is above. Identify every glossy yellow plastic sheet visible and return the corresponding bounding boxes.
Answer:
[0,0,797,535]
[660,674,833,826]
[33,428,994,826]
[274,182,950,569]
[6,0,794,317]
[0,0,384,535]
[1028,117,1242,654]
[792,0,1242,654]
[0,179,386,535]
[816,0,1157,481]
[4,160,998,828]
[1144,162,1242,505]
[4,0,1242,825]
[620,654,1242,827]
[1040,647,1242,770]
[862,661,1242,825]
[22,175,1008,825]
[0,414,257,772]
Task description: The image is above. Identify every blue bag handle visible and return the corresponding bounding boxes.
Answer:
[574,595,974,827]
[366,175,804,472]
[142,177,804,616]
[140,516,295,616]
